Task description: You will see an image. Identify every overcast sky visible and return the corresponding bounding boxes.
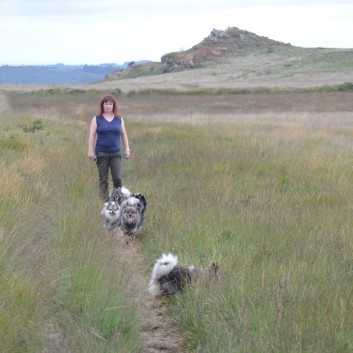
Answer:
[0,0,352,66]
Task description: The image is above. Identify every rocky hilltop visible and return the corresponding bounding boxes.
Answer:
[106,27,292,80]
[160,27,291,72]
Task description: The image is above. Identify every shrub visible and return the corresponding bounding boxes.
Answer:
[19,119,44,133]
[337,82,353,91]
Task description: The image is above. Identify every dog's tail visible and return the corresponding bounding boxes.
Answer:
[120,186,132,198]
[148,253,178,296]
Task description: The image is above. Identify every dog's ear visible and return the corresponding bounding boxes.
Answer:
[139,194,147,206]
[211,263,220,279]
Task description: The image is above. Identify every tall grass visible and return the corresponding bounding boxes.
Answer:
[150,118,353,353]
[1,91,353,352]
[0,110,144,352]
[126,110,353,352]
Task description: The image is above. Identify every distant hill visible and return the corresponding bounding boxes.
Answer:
[106,27,292,80]
[0,61,150,84]
[105,27,353,88]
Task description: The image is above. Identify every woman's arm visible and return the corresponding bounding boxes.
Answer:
[88,116,97,159]
[121,117,130,157]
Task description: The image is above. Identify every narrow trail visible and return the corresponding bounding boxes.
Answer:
[106,230,187,353]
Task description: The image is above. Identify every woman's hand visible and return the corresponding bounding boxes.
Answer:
[88,151,96,160]
[124,149,130,159]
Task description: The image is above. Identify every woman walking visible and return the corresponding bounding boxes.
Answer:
[88,95,130,200]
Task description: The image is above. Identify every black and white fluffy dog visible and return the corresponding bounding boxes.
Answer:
[118,192,147,237]
[101,186,132,232]
[148,253,219,297]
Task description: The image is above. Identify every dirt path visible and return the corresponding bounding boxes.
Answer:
[106,230,186,353]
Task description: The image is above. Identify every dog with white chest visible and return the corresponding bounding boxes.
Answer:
[101,199,120,231]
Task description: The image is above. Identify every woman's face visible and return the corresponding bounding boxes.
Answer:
[103,100,114,113]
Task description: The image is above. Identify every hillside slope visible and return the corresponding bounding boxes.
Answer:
[102,26,353,91]
[106,26,291,80]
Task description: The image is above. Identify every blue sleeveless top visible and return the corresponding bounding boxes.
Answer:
[95,115,122,153]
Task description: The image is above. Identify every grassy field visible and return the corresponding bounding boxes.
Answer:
[1,89,353,352]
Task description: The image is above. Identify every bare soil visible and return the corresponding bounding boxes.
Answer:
[106,230,186,353]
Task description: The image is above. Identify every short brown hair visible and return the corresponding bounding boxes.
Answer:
[98,95,118,116]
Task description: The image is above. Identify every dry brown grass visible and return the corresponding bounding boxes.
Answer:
[5,90,353,126]
[2,86,353,352]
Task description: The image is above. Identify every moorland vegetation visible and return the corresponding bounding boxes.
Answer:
[1,26,353,353]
